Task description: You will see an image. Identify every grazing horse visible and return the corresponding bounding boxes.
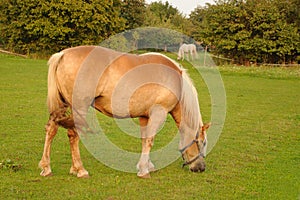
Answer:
[39,46,210,178]
[177,43,197,61]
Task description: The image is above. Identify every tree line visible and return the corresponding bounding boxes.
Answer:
[0,0,299,64]
[191,0,300,65]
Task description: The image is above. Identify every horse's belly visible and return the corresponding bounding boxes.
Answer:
[93,96,143,118]
[94,84,179,118]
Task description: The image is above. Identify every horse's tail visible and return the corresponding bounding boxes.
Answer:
[180,70,202,130]
[47,51,64,114]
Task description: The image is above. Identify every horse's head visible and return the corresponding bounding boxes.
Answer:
[180,123,210,172]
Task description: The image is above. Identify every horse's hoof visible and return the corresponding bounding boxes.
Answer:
[69,171,77,176]
[78,174,90,178]
[40,170,53,177]
[77,171,89,178]
[138,173,151,179]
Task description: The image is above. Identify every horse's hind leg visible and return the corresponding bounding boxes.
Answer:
[137,117,153,178]
[67,128,89,178]
[39,118,58,177]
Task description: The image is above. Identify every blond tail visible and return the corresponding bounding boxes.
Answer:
[47,52,64,113]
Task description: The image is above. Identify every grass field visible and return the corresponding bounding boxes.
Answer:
[0,53,299,199]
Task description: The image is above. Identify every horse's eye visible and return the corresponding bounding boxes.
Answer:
[203,139,207,147]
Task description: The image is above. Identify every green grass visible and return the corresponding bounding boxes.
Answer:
[0,53,299,199]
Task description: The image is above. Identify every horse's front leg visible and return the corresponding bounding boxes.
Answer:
[39,118,58,177]
[67,128,89,178]
[137,137,155,178]
[137,107,167,178]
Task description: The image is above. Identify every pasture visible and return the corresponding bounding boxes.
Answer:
[0,53,299,199]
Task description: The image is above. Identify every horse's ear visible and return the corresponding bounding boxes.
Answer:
[202,122,211,132]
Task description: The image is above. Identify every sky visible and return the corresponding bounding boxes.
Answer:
[145,0,215,16]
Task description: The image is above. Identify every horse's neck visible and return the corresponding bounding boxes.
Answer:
[179,121,199,147]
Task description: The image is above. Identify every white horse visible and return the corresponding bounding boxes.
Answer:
[177,44,197,61]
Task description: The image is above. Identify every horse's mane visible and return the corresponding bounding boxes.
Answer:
[140,52,202,131]
[180,69,202,131]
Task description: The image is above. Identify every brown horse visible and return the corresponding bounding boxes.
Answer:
[39,46,210,178]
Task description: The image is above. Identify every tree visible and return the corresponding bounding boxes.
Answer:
[0,0,126,55]
[121,0,146,30]
[136,27,184,51]
[190,0,300,64]
[143,1,190,31]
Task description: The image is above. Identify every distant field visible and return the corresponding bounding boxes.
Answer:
[0,53,299,199]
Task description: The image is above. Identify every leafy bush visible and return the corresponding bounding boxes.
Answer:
[0,0,125,55]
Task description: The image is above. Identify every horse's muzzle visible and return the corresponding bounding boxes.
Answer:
[190,159,206,172]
